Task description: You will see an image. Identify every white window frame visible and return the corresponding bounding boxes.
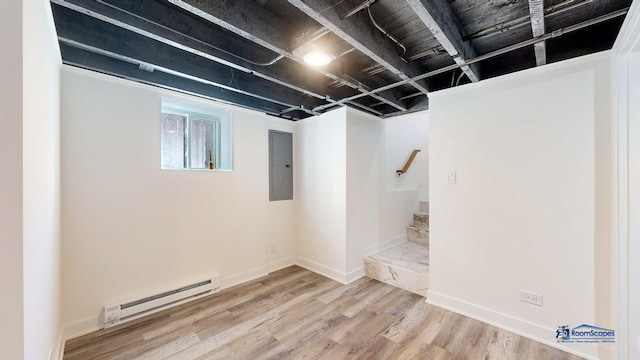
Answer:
[162,107,221,169]
[161,98,233,171]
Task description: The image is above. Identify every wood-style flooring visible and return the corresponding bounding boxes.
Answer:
[64,266,583,360]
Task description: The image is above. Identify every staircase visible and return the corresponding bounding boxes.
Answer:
[364,200,430,296]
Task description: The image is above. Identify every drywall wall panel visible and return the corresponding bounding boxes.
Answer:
[61,67,274,330]
[295,108,347,279]
[22,0,63,358]
[385,111,429,194]
[0,1,24,359]
[346,108,383,274]
[428,53,612,359]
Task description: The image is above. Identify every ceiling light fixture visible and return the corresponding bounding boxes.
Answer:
[303,50,332,67]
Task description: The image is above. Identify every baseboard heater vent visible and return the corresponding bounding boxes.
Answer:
[103,276,220,329]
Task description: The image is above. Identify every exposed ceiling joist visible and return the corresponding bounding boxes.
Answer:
[287,0,431,99]
[404,0,480,83]
[60,44,290,115]
[313,7,630,112]
[51,0,351,103]
[166,0,408,113]
[51,4,327,111]
[48,0,631,120]
[166,0,290,56]
[528,0,547,66]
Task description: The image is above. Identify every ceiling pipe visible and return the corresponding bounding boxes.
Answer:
[52,0,331,100]
[313,7,630,113]
[279,105,321,117]
[367,5,408,62]
[54,0,398,116]
[96,0,288,67]
[58,37,324,116]
[342,0,377,20]
[464,0,593,41]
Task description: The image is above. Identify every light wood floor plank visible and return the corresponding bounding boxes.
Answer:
[64,266,584,360]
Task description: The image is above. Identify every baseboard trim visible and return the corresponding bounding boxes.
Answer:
[55,325,65,360]
[426,290,597,360]
[221,266,269,290]
[58,259,358,348]
[61,316,100,347]
[364,235,407,256]
[294,257,350,284]
[346,266,365,283]
[60,265,270,344]
[267,257,296,273]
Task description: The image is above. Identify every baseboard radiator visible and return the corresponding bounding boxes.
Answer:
[103,276,221,329]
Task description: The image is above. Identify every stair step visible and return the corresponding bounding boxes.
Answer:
[413,212,429,227]
[364,242,429,296]
[419,200,429,214]
[407,225,429,245]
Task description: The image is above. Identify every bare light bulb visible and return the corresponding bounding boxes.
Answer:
[303,51,332,67]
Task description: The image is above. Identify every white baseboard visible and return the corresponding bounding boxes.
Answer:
[267,257,296,273]
[346,267,365,283]
[364,235,407,256]
[60,265,270,345]
[58,259,357,348]
[221,265,269,290]
[426,290,597,360]
[294,257,350,284]
[61,316,100,348]
[55,325,65,360]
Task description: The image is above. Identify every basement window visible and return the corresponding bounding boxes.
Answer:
[161,98,233,170]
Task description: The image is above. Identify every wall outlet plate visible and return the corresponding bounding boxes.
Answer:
[520,289,543,306]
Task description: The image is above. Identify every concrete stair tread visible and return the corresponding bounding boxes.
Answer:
[408,224,429,230]
[414,212,429,216]
[366,242,429,274]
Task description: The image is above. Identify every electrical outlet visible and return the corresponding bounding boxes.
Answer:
[269,244,278,253]
[520,289,543,306]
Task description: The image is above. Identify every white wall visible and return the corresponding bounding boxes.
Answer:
[61,67,295,335]
[0,1,62,358]
[385,111,429,194]
[346,109,383,275]
[626,50,640,360]
[428,52,613,359]
[378,111,430,250]
[295,108,347,280]
[612,3,640,357]
[23,1,63,359]
[297,107,429,281]
[0,1,24,359]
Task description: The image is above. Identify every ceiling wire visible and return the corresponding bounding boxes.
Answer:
[366,5,408,62]
[228,69,240,90]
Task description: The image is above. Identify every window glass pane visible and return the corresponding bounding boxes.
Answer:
[161,113,186,168]
[190,119,214,169]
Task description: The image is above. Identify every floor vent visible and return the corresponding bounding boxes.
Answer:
[103,276,220,328]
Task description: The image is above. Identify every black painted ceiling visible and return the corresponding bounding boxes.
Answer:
[50,0,632,120]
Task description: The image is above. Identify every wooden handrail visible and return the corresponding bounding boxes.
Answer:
[396,149,421,175]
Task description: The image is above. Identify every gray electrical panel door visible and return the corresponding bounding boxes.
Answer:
[269,130,293,201]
